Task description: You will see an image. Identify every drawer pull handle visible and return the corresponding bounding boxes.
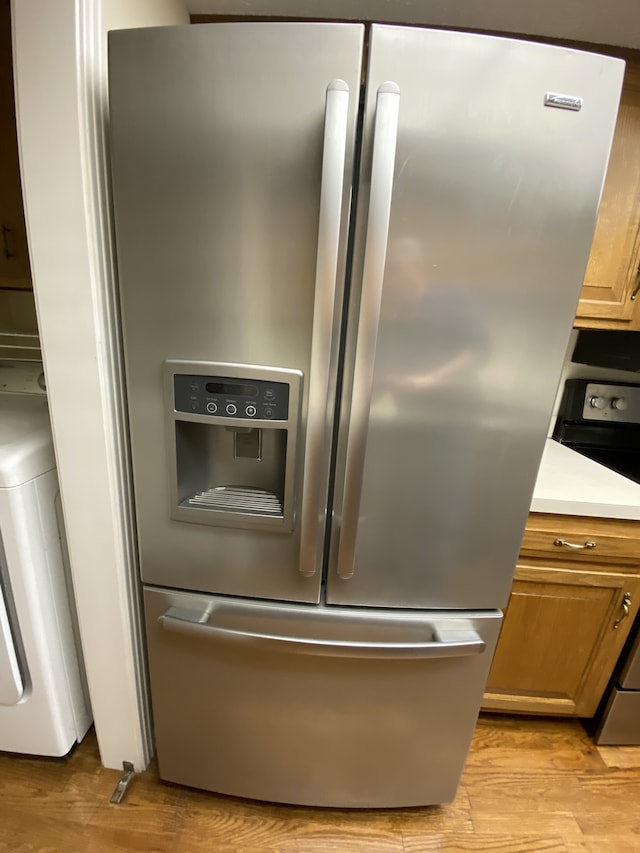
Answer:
[614,591,632,629]
[553,538,596,550]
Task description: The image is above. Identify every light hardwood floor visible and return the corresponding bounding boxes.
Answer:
[1,714,639,852]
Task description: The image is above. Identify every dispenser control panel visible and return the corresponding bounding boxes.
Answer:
[174,373,290,421]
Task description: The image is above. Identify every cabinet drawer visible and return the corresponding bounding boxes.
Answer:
[521,514,640,565]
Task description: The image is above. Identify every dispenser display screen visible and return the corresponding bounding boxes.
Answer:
[205,381,258,397]
[174,373,290,421]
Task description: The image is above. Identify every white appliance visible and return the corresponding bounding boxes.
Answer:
[109,22,623,806]
[0,360,91,755]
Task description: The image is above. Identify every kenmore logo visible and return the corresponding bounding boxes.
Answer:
[544,92,583,111]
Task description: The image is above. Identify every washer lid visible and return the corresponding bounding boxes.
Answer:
[0,396,54,487]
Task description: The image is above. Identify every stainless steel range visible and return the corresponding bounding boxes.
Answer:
[554,378,640,744]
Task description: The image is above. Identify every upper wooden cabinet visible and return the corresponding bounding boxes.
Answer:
[0,0,31,291]
[574,57,640,328]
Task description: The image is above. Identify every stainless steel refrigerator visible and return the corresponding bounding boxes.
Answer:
[108,22,623,807]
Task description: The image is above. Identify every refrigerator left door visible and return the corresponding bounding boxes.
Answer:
[109,23,364,602]
[144,585,501,807]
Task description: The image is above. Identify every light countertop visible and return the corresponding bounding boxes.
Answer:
[531,439,640,520]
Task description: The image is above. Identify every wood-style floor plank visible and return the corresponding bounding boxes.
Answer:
[1,714,640,852]
[402,835,568,852]
[596,745,640,769]
[470,812,583,840]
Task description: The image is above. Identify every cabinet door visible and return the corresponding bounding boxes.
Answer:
[575,61,640,328]
[483,565,640,717]
[0,0,31,289]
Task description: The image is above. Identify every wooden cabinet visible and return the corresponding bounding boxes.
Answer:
[574,56,640,329]
[483,514,640,717]
[0,0,31,291]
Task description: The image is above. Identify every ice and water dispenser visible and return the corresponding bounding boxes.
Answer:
[165,361,302,531]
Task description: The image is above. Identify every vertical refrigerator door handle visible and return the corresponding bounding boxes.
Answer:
[337,82,400,581]
[299,80,351,578]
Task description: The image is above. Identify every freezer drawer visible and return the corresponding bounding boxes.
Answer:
[144,586,501,807]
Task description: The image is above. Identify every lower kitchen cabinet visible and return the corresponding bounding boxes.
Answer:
[483,513,640,717]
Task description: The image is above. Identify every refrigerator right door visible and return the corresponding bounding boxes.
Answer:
[328,28,624,609]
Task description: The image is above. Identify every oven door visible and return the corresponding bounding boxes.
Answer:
[564,443,640,484]
[596,630,640,745]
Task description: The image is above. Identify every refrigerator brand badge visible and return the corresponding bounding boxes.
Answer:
[544,92,583,111]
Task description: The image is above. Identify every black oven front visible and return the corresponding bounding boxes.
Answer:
[553,379,640,484]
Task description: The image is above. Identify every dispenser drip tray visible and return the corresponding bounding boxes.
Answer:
[183,485,283,517]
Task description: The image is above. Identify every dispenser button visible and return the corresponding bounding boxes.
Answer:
[245,405,257,417]
[206,402,217,414]
[264,406,274,419]
[226,403,238,416]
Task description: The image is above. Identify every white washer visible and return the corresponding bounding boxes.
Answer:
[0,361,91,755]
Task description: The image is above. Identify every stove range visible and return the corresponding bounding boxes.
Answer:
[553,379,640,484]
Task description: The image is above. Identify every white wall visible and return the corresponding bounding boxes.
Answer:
[187,0,640,49]
[107,0,189,33]
[12,0,187,772]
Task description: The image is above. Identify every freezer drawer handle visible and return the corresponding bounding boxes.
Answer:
[158,607,485,659]
[299,80,351,579]
[337,82,400,581]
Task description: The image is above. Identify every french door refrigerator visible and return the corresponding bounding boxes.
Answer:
[109,22,623,807]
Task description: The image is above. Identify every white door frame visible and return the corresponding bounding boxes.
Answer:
[11,0,186,771]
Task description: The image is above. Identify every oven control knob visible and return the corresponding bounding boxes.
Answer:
[611,397,628,411]
[589,395,607,410]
